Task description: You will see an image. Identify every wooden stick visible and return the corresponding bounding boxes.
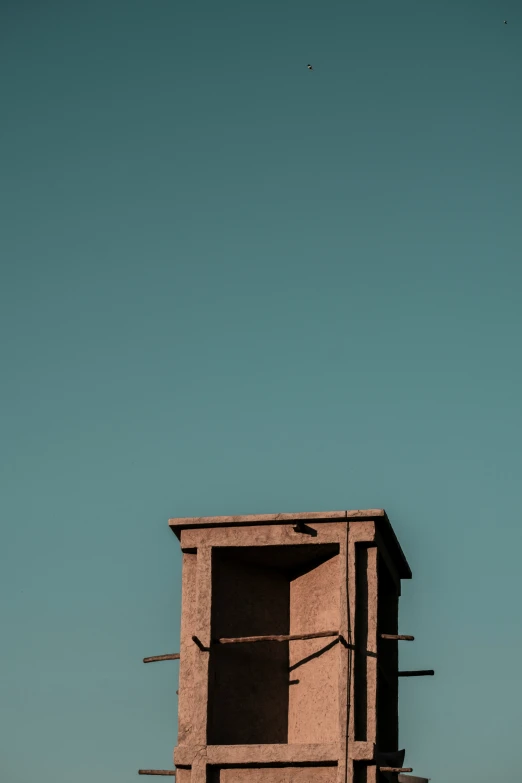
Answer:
[143,653,180,663]
[398,670,434,677]
[381,634,414,641]
[380,768,413,774]
[215,630,339,645]
[138,771,176,776]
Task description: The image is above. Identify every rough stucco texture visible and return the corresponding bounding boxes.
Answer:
[288,552,340,744]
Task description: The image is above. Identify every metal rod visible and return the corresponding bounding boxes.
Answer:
[381,634,414,641]
[398,670,434,677]
[380,768,413,774]
[138,771,176,776]
[143,653,180,663]
[215,630,339,645]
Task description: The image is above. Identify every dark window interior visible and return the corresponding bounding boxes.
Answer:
[376,553,399,752]
[207,544,339,745]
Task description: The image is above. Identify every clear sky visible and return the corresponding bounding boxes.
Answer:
[1,1,521,781]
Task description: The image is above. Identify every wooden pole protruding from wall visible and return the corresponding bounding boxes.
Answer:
[143,653,180,663]
[215,630,338,645]
[381,634,414,641]
[380,769,413,774]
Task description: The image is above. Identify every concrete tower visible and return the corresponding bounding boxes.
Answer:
[142,509,432,783]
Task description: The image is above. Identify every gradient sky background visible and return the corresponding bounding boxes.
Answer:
[1,1,521,781]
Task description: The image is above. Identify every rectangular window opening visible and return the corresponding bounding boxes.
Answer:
[353,762,368,783]
[376,553,399,751]
[354,544,369,741]
[207,543,340,745]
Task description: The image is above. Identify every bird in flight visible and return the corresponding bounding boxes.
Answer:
[307,64,313,70]
[504,20,507,24]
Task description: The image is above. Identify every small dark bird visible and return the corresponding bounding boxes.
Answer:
[307,64,313,70]
[504,20,507,24]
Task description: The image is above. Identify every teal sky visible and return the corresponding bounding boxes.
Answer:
[1,1,521,781]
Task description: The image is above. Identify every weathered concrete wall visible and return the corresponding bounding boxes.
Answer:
[288,551,340,744]
[177,551,198,746]
[170,511,409,783]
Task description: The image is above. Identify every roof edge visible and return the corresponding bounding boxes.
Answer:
[168,509,411,580]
